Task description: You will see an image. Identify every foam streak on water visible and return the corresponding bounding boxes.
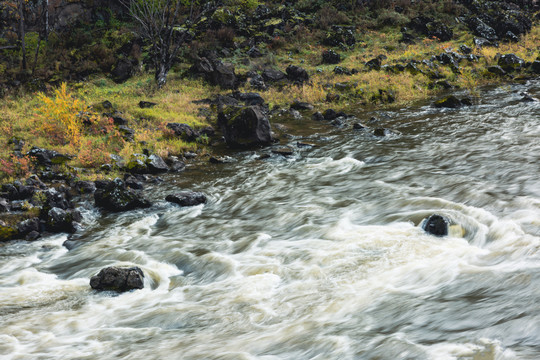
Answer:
[1,81,540,359]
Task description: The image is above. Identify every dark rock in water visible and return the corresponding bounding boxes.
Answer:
[272,147,294,156]
[26,231,41,241]
[94,178,152,212]
[169,159,186,172]
[312,112,324,121]
[498,54,525,72]
[45,207,80,233]
[433,95,471,108]
[17,217,40,236]
[353,123,368,130]
[520,92,537,102]
[286,65,309,83]
[90,266,145,292]
[147,155,169,174]
[323,109,339,121]
[166,191,207,207]
[373,128,400,137]
[290,100,314,111]
[63,239,77,250]
[422,214,449,237]
[124,175,144,190]
[167,123,200,141]
[217,106,273,148]
[487,65,506,75]
[262,68,287,83]
[27,147,72,166]
[139,101,157,109]
[209,156,233,164]
[322,50,341,65]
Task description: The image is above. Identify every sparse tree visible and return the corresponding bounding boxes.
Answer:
[121,0,205,88]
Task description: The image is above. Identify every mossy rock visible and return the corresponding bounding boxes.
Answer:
[0,224,18,241]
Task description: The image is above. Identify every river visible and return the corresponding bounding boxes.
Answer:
[1,80,540,359]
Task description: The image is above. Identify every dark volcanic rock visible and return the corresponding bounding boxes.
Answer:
[487,65,506,75]
[139,101,157,109]
[27,147,72,166]
[262,68,287,83]
[233,92,265,106]
[422,214,449,237]
[45,207,80,233]
[147,155,169,174]
[90,266,145,292]
[112,58,135,84]
[433,95,472,108]
[467,18,498,42]
[0,198,10,212]
[192,57,237,89]
[167,123,200,141]
[94,179,152,212]
[217,106,273,148]
[498,54,525,72]
[290,100,314,111]
[74,181,96,195]
[322,50,341,65]
[166,191,207,207]
[286,65,309,83]
[17,217,40,236]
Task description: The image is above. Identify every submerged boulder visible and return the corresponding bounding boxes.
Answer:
[422,214,449,237]
[166,191,207,207]
[90,266,144,292]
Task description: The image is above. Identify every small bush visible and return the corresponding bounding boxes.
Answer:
[316,5,351,29]
[36,83,97,147]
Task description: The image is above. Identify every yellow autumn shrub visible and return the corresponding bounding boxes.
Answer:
[36,83,97,147]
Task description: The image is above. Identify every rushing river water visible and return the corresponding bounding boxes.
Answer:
[1,81,540,360]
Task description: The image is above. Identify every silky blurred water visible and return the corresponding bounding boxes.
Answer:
[1,81,540,360]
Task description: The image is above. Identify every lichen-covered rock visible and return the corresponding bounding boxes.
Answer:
[166,191,207,207]
[90,266,144,292]
[217,106,273,148]
[0,221,17,241]
[94,178,152,212]
[498,54,525,72]
[27,147,72,167]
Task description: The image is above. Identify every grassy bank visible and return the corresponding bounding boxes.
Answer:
[1,20,539,183]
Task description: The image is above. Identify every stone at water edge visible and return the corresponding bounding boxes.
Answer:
[90,266,144,292]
